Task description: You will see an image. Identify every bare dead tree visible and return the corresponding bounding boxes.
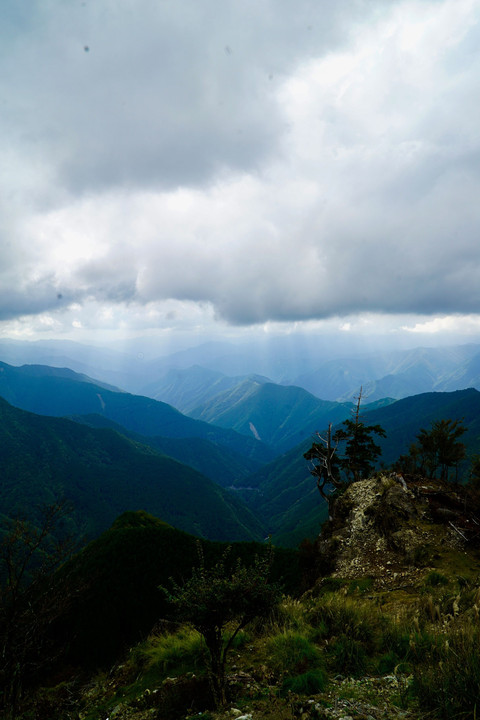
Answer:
[304,423,342,514]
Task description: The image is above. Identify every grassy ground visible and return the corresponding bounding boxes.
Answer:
[23,550,480,720]
[16,476,480,720]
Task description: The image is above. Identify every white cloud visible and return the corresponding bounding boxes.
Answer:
[402,315,480,334]
[1,0,480,344]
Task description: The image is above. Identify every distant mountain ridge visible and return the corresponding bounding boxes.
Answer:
[2,338,480,401]
[295,344,480,401]
[188,378,394,453]
[0,361,275,467]
[142,365,271,414]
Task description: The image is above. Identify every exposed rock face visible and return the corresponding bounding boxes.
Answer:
[315,473,476,588]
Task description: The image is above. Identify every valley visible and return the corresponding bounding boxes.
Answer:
[1,338,480,719]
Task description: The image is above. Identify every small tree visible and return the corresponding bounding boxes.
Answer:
[304,422,342,505]
[333,388,386,482]
[415,418,466,481]
[163,543,281,707]
[305,389,386,516]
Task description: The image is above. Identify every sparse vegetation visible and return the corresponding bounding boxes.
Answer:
[162,542,281,707]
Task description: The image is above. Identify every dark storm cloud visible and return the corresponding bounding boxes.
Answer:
[0,0,373,194]
[1,0,480,336]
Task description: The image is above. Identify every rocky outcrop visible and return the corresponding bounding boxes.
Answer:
[314,473,477,588]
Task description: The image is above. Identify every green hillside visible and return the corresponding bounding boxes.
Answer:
[70,413,260,488]
[189,379,394,453]
[141,365,271,414]
[0,397,263,542]
[234,437,327,546]
[51,510,301,668]
[363,387,480,468]
[235,389,480,547]
[0,361,275,465]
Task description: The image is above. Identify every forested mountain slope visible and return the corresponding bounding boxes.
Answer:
[50,510,301,668]
[0,397,263,542]
[0,361,275,465]
[188,379,394,453]
[235,388,480,546]
[72,413,261,488]
[141,365,271,414]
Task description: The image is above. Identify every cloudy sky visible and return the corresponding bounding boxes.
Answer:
[2,0,480,351]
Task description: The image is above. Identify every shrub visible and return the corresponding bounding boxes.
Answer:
[347,577,374,595]
[266,631,321,676]
[315,577,346,595]
[376,650,411,675]
[129,627,205,677]
[307,595,384,655]
[380,624,411,660]
[411,628,480,718]
[327,634,368,676]
[163,543,281,706]
[425,571,449,587]
[281,668,328,695]
[272,597,310,634]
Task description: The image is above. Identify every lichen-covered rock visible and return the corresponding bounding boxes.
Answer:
[312,473,468,588]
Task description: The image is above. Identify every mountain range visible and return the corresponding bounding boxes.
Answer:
[2,337,480,401]
[1,338,480,549]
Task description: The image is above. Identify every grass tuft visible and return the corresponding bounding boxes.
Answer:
[281,668,328,695]
[266,631,321,676]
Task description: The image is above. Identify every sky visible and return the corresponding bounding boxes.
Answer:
[2,0,480,353]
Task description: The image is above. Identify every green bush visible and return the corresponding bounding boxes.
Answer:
[266,631,321,676]
[411,628,480,718]
[281,668,328,695]
[315,577,346,595]
[425,571,449,587]
[308,596,384,655]
[376,650,411,675]
[129,627,205,677]
[407,630,440,664]
[380,624,411,659]
[327,634,368,676]
[272,597,310,634]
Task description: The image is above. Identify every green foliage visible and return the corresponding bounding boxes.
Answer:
[425,570,449,587]
[281,668,328,695]
[410,418,467,480]
[327,634,369,676]
[334,417,386,483]
[315,577,346,595]
[129,627,205,677]
[0,503,77,720]
[469,453,480,488]
[266,631,321,675]
[305,389,386,516]
[307,595,384,655]
[347,577,374,595]
[163,543,281,706]
[411,627,480,718]
[51,512,299,669]
[376,650,403,674]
